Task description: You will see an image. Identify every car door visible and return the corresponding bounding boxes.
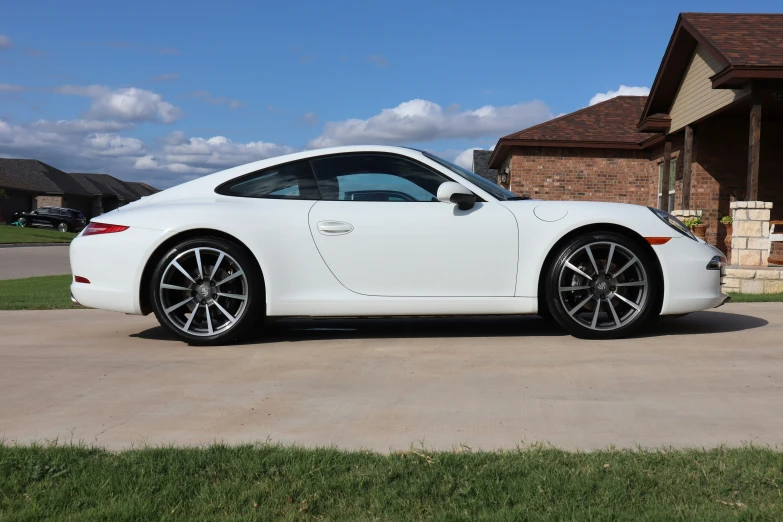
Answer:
[32,208,49,227]
[307,153,519,297]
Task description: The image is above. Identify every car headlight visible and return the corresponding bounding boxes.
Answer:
[648,207,697,241]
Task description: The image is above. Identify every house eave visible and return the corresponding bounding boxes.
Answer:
[711,66,783,88]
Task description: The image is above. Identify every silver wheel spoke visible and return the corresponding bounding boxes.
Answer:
[195,248,204,279]
[612,256,638,279]
[585,245,600,275]
[607,299,621,326]
[568,295,593,316]
[616,281,646,287]
[162,283,192,292]
[217,292,247,301]
[591,301,600,328]
[204,303,214,335]
[164,296,193,314]
[560,285,591,292]
[565,262,593,281]
[614,293,641,311]
[182,304,198,332]
[211,252,225,279]
[605,244,615,272]
[215,270,244,287]
[172,260,196,284]
[212,300,236,324]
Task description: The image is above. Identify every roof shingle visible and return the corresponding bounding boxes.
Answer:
[501,96,653,145]
[683,13,783,67]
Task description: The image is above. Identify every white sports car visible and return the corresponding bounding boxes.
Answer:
[70,145,728,345]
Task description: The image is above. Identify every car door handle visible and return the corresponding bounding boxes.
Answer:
[317,220,354,235]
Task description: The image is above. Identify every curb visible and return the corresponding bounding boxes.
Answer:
[0,242,71,248]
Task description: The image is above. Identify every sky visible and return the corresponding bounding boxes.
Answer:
[1,0,781,188]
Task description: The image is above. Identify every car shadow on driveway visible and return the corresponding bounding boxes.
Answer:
[129,309,768,344]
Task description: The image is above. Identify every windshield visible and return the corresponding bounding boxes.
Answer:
[421,151,521,201]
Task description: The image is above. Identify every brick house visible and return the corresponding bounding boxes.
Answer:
[0,158,158,223]
[488,12,783,255]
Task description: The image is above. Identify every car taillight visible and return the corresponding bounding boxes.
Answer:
[82,222,129,236]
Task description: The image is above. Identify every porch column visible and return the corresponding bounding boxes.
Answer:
[747,89,761,201]
[681,125,693,210]
[661,138,672,212]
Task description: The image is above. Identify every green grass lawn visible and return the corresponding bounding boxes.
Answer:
[0,225,76,244]
[1,444,781,520]
[0,275,76,310]
[727,292,783,303]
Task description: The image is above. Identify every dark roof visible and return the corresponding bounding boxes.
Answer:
[471,150,497,184]
[640,13,783,128]
[683,13,783,67]
[0,159,92,196]
[489,97,662,168]
[0,158,159,200]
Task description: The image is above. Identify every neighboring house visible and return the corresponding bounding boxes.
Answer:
[489,12,783,251]
[0,158,159,223]
[470,150,498,184]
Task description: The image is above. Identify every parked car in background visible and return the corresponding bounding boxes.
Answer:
[13,207,87,232]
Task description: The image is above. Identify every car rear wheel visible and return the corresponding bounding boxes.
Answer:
[150,237,264,345]
[57,222,70,233]
[545,231,658,339]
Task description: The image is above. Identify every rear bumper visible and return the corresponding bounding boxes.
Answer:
[653,238,729,315]
[70,227,165,314]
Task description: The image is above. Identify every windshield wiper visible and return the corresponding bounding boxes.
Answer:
[505,196,531,201]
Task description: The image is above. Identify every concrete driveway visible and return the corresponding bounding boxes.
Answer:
[1,303,781,451]
[0,245,71,280]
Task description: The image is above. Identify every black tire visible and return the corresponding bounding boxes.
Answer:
[545,231,659,339]
[57,222,70,233]
[150,237,265,345]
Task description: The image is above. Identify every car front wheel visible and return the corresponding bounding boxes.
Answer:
[545,232,659,339]
[150,237,264,345]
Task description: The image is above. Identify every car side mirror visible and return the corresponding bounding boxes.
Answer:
[437,182,476,211]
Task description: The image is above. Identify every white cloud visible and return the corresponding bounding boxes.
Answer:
[589,85,650,106]
[308,98,553,148]
[30,119,134,133]
[54,85,183,123]
[0,84,26,92]
[84,133,145,157]
[131,134,294,175]
[368,54,388,68]
[0,35,11,49]
[186,90,245,109]
[153,73,180,82]
[454,147,481,170]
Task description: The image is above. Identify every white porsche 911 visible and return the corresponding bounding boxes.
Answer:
[70,145,728,345]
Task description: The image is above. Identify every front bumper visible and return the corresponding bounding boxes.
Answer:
[653,238,729,315]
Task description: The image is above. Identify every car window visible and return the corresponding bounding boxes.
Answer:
[219,160,321,200]
[37,208,50,215]
[310,154,450,202]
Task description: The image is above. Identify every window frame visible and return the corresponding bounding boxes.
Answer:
[657,159,676,210]
[214,159,322,201]
[309,152,456,203]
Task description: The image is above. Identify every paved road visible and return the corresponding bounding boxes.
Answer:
[1,304,781,451]
[0,245,71,280]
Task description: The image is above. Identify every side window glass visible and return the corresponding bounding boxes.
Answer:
[220,160,320,200]
[310,154,450,202]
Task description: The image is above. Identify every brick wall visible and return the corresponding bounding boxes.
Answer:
[35,195,63,208]
[508,146,657,205]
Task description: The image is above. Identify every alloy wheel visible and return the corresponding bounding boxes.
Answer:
[58,223,69,233]
[158,247,249,337]
[557,241,648,331]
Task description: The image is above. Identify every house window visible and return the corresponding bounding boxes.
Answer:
[657,159,676,210]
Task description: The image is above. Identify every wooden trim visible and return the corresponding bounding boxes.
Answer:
[661,139,672,213]
[712,66,783,89]
[747,89,761,201]
[682,125,693,210]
